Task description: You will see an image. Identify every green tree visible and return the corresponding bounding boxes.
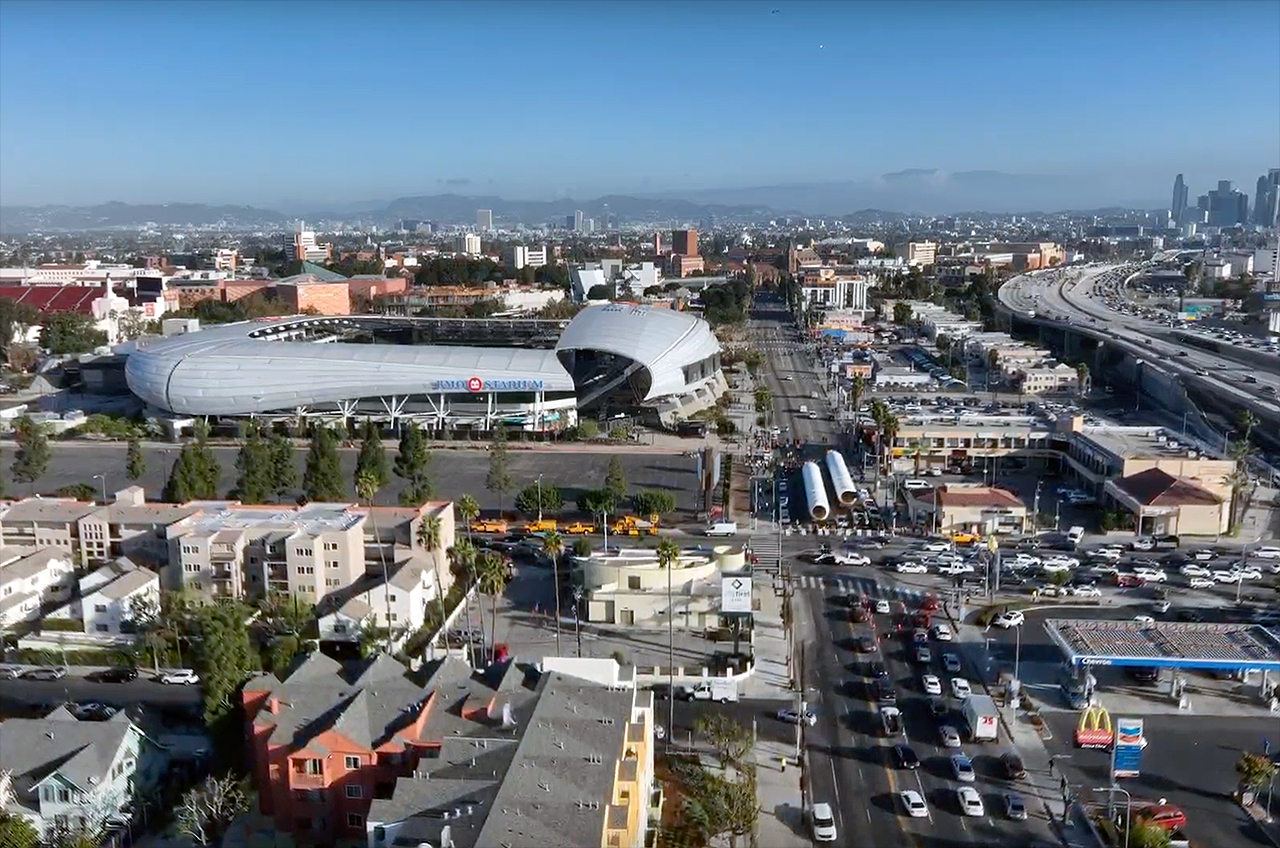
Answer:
[0,813,39,848]
[175,774,251,847]
[189,600,259,726]
[0,297,41,359]
[753,386,773,419]
[355,419,390,489]
[543,529,565,653]
[604,455,628,504]
[269,432,297,499]
[578,488,617,524]
[485,425,514,514]
[11,415,51,490]
[163,425,220,502]
[1075,362,1091,396]
[849,373,866,427]
[125,436,146,481]
[415,514,449,635]
[54,482,98,500]
[1126,821,1172,848]
[892,301,914,325]
[1237,409,1259,446]
[39,311,108,354]
[302,425,346,502]
[233,422,275,504]
[456,493,480,539]
[743,349,764,376]
[477,550,510,657]
[631,489,677,518]
[696,714,753,771]
[1236,750,1278,793]
[514,481,564,516]
[393,424,434,506]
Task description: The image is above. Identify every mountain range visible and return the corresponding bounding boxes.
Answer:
[0,170,1166,232]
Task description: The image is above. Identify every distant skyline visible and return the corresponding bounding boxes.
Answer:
[1,0,1277,211]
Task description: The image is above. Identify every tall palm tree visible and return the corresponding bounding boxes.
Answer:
[1237,409,1259,446]
[849,373,865,430]
[457,493,480,541]
[355,469,391,653]
[476,550,510,662]
[656,538,680,737]
[542,530,565,656]
[881,411,900,478]
[448,539,478,662]
[416,514,449,641]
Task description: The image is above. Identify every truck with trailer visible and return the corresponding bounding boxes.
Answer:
[961,694,1000,742]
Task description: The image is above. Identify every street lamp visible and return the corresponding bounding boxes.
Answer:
[92,473,107,504]
[1093,784,1133,848]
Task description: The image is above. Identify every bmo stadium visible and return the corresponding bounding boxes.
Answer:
[124,304,725,432]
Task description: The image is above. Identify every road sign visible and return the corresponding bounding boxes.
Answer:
[721,575,753,613]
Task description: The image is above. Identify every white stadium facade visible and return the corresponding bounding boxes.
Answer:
[124,304,726,431]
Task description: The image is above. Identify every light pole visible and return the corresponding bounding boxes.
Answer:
[92,473,107,504]
[1094,784,1132,848]
[1013,622,1023,682]
[535,474,543,524]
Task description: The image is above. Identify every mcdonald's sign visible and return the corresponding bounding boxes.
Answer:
[1074,702,1112,749]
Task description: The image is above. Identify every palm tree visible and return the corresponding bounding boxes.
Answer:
[1237,409,1259,446]
[1075,362,1091,397]
[448,539,478,662]
[657,538,680,738]
[881,412,900,477]
[849,374,865,430]
[416,514,449,642]
[457,493,480,541]
[543,530,565,655]
[476,550,510,662]
[355,469,391,653]
[1227,440,1257,533]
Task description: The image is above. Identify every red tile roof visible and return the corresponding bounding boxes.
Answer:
[1111,468,1222,506]
[0,285,107,315]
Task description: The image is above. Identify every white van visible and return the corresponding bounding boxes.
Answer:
[902,479,931,491]
[682,679,739,703]
[706,522,738,537]
[799,404,809,415]
[1066,525,1086,545]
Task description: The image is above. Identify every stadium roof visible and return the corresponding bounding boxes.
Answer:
[555,304,720,400]
[124,315,575,415]
[1044,618,1280,672]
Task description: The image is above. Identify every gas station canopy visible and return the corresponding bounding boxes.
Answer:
[1044,618,1280,672]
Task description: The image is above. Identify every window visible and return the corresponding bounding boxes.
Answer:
[96,624,109,632]
[345,785,362,798]
[326,560,339,568]
[627,575,641,590]
[94,604,107,612]
[57,788,71,803]
[184,563,200,573]
[347,813,364,828]
[387,594,396,602]
[326,578,340,587]
[324,542,338,551]
[294,758,322,775]
[41,786,54,802]
[344,755,360,770]
[388,613,397,622]
[297,566,314,575]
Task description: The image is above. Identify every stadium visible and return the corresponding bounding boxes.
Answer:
[123,304,725,432]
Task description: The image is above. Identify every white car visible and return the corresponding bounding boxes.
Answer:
[950,677,972,699]
[938,563,975,576]
[1011,554,1041,568]
[922,674,942,695]
[1133,567,1167,583]
[1071,585,1102,598]
[931,624,953,642]
[940,724,962,748]
[921,540,953,552]
[1041,560,1073,574]
[810,802,838,842]
[1133,615,1155,625]
[992,610,1025,629]
[1237,567,1264,580]
[1190,550,1215,561]
[875,599,892,614]
[900,789,929,818]
[157,669,200,686]
[1212,569,1242,583]
[1042,555,1080,569]
[896,562,929,574]
[1091,548,1122,561]
[1179,564,1210,578]
[836,553,871,566]
[777,707,817,727]
[1254,546,1280,560]
[957,786,986,817]
[1189,576,1216,589]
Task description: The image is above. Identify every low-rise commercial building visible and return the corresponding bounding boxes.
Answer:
[907,484,1028,535]
[1104,467,1228,536]
[1012,362,1079,395]
[574,544,746,629]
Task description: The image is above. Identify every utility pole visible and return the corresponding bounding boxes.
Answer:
[1032,479,1042,534]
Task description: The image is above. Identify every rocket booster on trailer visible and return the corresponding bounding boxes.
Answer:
[825,449,856,506]
[801,460,831,521]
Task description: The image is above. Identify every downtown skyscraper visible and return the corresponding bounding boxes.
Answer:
[1171,173,1189,224]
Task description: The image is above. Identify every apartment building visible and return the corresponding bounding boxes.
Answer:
[316,557,444,644]
[0,707,167,841]
[505,244,548,270]
[77,558,160,635]
[77,487,200,568]
[290,223,334,263]
[1013,362,1079,395]
[365,658,657,848]
[0,548,76,628]
[0,499,99,563]
[456,233,482,256]
[900,240,938,267]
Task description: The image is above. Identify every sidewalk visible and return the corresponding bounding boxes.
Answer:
[742,577,793,699]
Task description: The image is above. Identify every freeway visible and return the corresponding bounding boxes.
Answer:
[999,264,1280,431]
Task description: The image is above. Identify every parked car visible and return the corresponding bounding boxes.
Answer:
[1135,804,1187,831]
[21,667,67,681]
[949,678,972,699]
[943,653,962,673]
[951,753,976,782]
[913,645,932,664]
[940,725,962,748]
[999,751,1027,780]
[957,786,985,816]
[1004,792,1029,820]
[0,666,21,680]
[1071,585,1102,598]
[89,666,138,683]
[157,669,200,686]
[921,674,942,696]
[931,623,953,642]
[776,706,817,727]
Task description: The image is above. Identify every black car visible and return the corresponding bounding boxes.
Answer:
[868,661,889,678]
[928,697,948,717]
[875,678,897,703]
[1175,608,1204,622]
[90,667,138,683]
[1126,666,1160,683]
[21,666,67,681]
[894,744,921,769]
[999,751,1027,780]
[813,553,837,565]
[69,702,117,721]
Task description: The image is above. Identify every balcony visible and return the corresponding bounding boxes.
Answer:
[290,772,327,789]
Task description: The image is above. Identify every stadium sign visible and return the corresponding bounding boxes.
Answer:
[434,377,545,392]
[1074,702,1113,749]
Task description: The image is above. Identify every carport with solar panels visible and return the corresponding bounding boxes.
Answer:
[1044,618,1280,705]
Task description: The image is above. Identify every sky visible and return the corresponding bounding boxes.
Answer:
[1,0,1277,211]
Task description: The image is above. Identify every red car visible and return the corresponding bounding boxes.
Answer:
[1134,805,1186,831]
[1116,574,1147,588]
[920,596,940,612]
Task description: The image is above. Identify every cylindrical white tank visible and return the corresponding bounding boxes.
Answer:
[801,460,830,521]
[825,450,856,506]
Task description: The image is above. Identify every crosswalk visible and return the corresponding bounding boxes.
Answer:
[749,535,782,575]
[787,573,937,605]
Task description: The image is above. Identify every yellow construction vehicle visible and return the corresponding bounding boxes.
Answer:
[564,521,596,535]
[523,519,558,533]
[470,518,509,534]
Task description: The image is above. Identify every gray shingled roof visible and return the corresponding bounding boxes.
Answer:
[0,712,139,805]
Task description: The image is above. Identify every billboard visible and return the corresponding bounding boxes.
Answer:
[1075,703,1113,749]
[721,575,753,613]
[1112,716,1145,778]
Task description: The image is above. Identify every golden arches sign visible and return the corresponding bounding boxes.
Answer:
[1074,702,1113,749]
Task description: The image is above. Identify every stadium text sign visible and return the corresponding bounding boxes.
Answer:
[435,377,545,392]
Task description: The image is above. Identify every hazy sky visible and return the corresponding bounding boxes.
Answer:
[1,0,1277,208]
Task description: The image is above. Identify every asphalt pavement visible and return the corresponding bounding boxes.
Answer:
[0,668,203,717]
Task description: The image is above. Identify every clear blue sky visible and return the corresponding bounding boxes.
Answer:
[1,0,1277,209]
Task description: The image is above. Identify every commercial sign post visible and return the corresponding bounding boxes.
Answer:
[1112,716,1145,779]
[721,575,753,614]
[1075,703,1113,749]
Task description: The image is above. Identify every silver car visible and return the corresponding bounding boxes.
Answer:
[940,725,962,748]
